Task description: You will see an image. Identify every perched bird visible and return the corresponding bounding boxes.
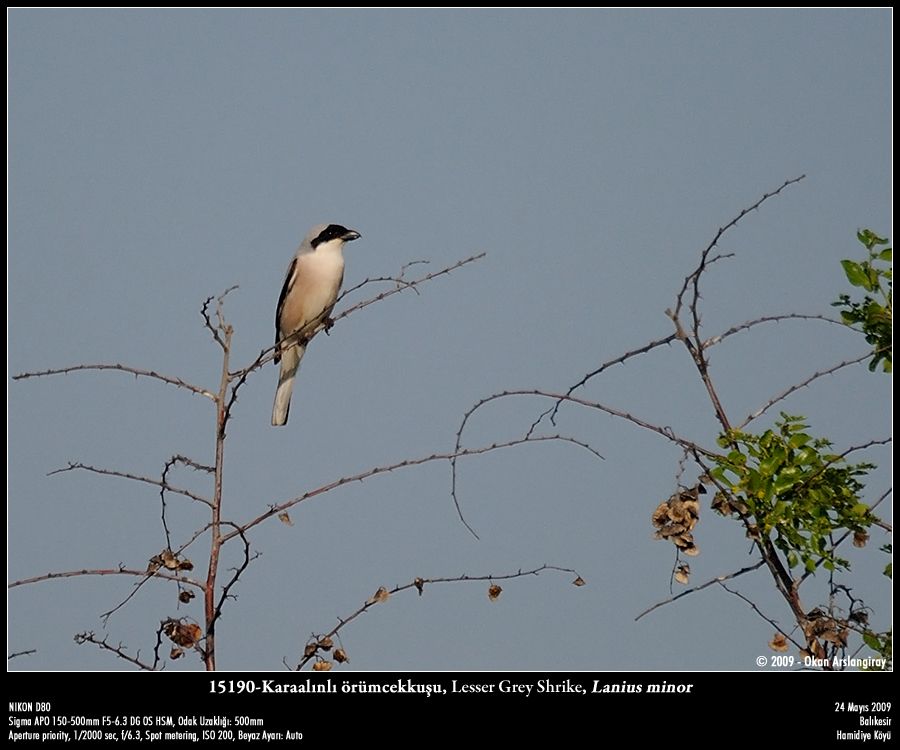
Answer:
[272,223,361,426]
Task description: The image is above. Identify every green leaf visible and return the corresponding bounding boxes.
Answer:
[863,632,880,651]
[841,260,869,288]
[878,248,892,262]
[789,432,811,448]
[758,456,781,477]
[794,446,817,464]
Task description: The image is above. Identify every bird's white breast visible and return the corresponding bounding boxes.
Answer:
[280,242,345,337]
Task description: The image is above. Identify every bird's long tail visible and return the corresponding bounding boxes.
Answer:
[271,344,306,426]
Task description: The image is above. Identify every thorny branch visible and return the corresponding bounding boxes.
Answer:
[7,649,37,660]
[453,389,718,537]
[738,353,872,428]
[12,362,216,400]
[8,567,204,590]
[224,434,604,544]
[47,462,212,507]
[74,632,158,671]
[295,564,583,670]
[634,561,765,621]
[717,582,805,652]
[12,252,492,671]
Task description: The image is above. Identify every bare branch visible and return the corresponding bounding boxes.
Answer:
[100,573,156,626]
[838,437,892,459]
[74,632,157,671]
[333,252,486,323]
[7,649,37,661]
[295,564,583,670]
[336,259,431,302]
[12,362,216,400]
[454,388,721,536]
[451,434,604,539]
[225,434,604,544]
[667,176,807,438]
[225,253,487,386]
[211,525,257,631]
[158,455,214,554]
[532,333,679,432]
[47,462,212,508]
[717,582,805,652]
[169,454,215,474]
[635,561,765,621]
[201,286,239,350]
[8,567,204,590]
[672,175,806,321]
[739,353,871,428]
[703,313,847,348]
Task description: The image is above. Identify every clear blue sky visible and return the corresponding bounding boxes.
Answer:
[8,9,892,670]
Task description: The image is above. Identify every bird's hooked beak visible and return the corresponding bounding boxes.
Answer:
[343,229,361,242]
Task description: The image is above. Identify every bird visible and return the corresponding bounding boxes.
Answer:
[271,223,361,426]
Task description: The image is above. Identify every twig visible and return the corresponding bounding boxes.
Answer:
[7,649,37,660]
[74,632,157,671]
[670,176,806,437]
[717,582,805,651]
[672,176,806,321]
[334,252,486,323]
[224,434,604,544]
[47,462,212,508]
[635,561,765,621]
[703,313,847,348]
[454,389,719,536]
[8,567,204,590]
[12,362,216,400]
[535,333,679,431]
[100,572,156,625]
[295,564,582,670]
[201,286,238,350]
[739,353,871,428]
[800,488,893,583]
[335,258,430,302]
[211,525,257,631]
[226,253,488,382]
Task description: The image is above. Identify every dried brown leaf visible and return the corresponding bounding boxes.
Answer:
[652,502,670,527]
[178,590,194,604]
[769,633,789,652]
[161,549,179,570]
[278,512,294,527]
[674,564,690,585]
[414,577,425,596]
[853,531,869,548]
[317,636,334,652]
[312,660,332,672]
[334,648,349,664]
[369,586,390,605]
[572,576,586,587]
[488,584,502,602]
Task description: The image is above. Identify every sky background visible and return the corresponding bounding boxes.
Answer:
[8,9,892,671]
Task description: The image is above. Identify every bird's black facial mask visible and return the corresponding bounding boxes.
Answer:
[311,224,359,248]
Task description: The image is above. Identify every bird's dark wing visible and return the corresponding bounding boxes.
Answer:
[274,256,298,363]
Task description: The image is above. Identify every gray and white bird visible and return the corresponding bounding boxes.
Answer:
[272,223,361,426]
